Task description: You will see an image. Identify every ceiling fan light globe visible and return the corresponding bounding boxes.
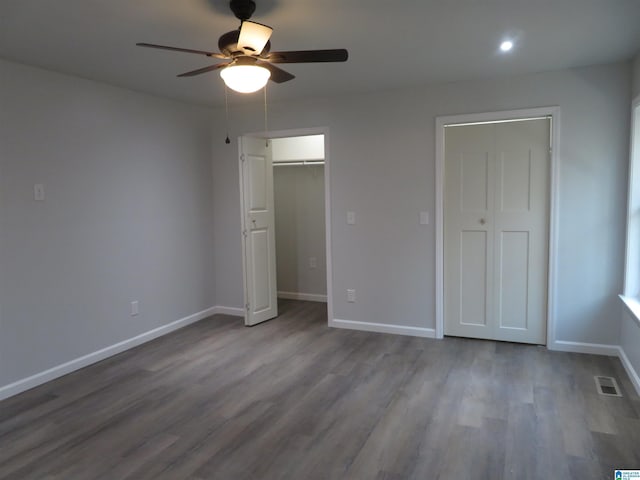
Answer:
[220,65,271,93]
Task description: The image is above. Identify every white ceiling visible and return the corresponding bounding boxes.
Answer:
[1,0,639,108]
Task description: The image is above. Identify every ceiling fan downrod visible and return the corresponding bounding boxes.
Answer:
[229,0,256,21]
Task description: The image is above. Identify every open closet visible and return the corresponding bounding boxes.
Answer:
[272,135,327,303]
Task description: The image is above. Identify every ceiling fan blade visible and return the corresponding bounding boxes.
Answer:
[237,21,273,55]
[267,49,348,64]
[256,61,295,83]
[177,62,231,77]
[137,42,227,59]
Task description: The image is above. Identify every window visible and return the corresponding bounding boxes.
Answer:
[621,95,640,321]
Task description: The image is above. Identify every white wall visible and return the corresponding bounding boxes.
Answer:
[0,59,215,389]
[621,311,640,392]
[274,165,326,297]
[213,61,630,344]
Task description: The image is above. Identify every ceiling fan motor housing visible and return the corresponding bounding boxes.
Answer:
[218,29,271,57]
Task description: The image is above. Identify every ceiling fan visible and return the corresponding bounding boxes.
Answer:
[137,0,349,93]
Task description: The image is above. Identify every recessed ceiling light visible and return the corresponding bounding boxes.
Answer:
[500,40,514,52]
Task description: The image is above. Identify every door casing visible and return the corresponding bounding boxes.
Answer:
[435,107,561,347]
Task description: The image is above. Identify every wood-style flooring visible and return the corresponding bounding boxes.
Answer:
[1,299,639,479]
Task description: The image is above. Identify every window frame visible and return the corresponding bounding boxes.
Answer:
[620,94,640,324]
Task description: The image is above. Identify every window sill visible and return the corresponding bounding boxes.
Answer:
[619,295,640,328]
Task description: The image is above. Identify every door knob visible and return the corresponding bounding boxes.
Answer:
[479,218,486,225]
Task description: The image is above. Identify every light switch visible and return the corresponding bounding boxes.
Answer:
[347,289,356,303]
[420,211,429,225]
[34,184,45,201]
[347,211,355,225]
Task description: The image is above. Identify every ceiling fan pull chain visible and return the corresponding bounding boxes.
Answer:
[264,83,269,147]
[225,84,231,145]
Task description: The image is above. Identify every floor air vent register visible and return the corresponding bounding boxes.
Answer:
[594,376,622,397]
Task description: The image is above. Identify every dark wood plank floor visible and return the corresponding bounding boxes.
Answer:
[1,299,639,479]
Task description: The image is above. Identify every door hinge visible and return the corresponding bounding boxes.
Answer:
[242,230,247,238]
[245,303,250,311]
[241,154,246,162]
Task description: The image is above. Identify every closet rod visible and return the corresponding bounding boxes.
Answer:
[273,160,325,167]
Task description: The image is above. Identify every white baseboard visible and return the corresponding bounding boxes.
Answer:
[548,340,640,396]
[547,340,621,356]
[0,306,219,401]
[4,304,636,401]
[277,291,327,303]
[212,305,245,317]
[618,346,640,396]
[330,318,436,338]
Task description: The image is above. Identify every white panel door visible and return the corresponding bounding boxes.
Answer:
[240,136,278,326]
[444,119,550,344]
[444,124,495,340]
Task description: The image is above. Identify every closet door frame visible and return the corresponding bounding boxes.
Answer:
[435,106,561,347]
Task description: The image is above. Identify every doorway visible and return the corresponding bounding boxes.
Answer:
[272,135,327,303]
[239,128,333,327]
[435,108,560,345]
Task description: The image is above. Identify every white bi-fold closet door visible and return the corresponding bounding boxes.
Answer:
[444,118,550,344]
[239,135,278,326]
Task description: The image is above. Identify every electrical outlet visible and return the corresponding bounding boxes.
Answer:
[347,289,356,303]
[130,301,139,316]
[309,257,317,268]
[34,184,45,201]
[347,211,355,225]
